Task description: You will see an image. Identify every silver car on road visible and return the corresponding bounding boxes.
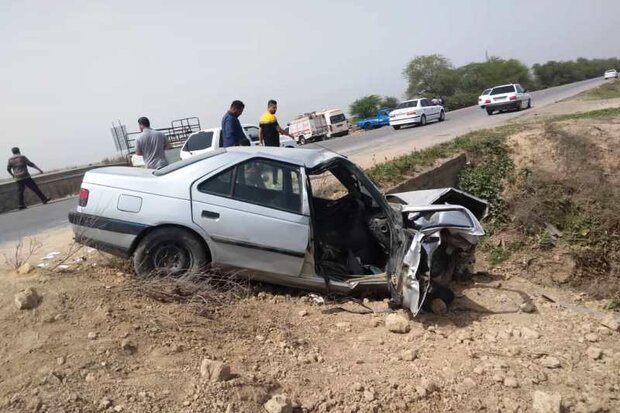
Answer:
[69,147,487,314]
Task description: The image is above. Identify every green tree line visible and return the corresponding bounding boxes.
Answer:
[349,55,619,117]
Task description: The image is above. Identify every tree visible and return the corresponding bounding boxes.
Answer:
[402,54,459,98]
[349,95,382,118]
[381,96,399,109]
[458,57,532,94]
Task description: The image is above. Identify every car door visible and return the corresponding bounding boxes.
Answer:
[419,99,431,118]
[243,125,260,146]
[191,158,311,277]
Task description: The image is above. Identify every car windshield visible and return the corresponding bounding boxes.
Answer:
[330,113,346,123]
[605,69,616,73]
[491,85,515,95]
[185,131,214,151]
[153,149,226,176]
[396,100,417,109]
[481,88,491,95]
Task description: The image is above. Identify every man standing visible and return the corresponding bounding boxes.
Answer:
[221,100,246,147]
[135,117,171,169]
[259,100,288,147]
[6,147,49,210]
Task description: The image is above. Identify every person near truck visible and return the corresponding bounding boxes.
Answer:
[6,147,49,210]
[259,100,288,147]
[221,100,247,147]
[135,117,171,169]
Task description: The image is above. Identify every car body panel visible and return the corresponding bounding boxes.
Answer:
[355,109,392,129]
[604,69,618,79]
[485,83,531,112]
[389,98,444,127]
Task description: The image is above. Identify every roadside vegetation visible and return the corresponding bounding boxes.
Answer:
[350,55,619,113]
[349,95,400,119]
[368,107,620,300]
[579,79,620,100]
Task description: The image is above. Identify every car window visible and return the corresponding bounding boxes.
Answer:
[309,170,348,200]
[330,113,346,123]
[233,159,302,213]
[185,131,214,152]
[491,85,516,95]
[420,99,430,107]
[515,84,524,93]
[396,100,417,109]
[243,126,260,142]
[197,167,234,196]
[482,88,491,95]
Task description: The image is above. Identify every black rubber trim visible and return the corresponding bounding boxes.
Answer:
[73,234,130,258]
[68,212,148,235]
[211,235,305,258]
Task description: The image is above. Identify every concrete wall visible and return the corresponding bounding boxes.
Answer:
[0,164,124,213]
[386,154,467,194]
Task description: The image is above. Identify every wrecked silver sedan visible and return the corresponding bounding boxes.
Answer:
[69,147,487,314]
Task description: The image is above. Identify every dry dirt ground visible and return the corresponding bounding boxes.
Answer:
[1,96,619,413]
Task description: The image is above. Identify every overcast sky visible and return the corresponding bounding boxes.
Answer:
[1,0,618,170]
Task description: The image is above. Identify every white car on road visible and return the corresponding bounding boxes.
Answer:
[388,98,446,130]
[484,83,531,115]
[179,124,296,160]
[604,69,618,79]
[69,147,486,314]
[478,88,491,108]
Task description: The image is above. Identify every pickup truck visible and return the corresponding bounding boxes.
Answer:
[355,109,392,130]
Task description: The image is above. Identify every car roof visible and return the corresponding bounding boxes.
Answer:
[225,146,342,167]
[491,83,517,89]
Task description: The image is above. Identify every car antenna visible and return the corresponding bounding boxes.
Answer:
[308,140,348,159]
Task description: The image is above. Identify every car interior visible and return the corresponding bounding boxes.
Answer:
[308,163,392,282]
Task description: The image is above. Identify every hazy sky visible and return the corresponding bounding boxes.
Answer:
[1,0,618,170]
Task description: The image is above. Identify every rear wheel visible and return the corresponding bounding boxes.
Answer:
[133,227,210,278]
[419,115,427,126]
[527,99,532,109]
[392,125,401,130]
[439,110,445,122]
[363,123,373,130]
[486,108,493,116]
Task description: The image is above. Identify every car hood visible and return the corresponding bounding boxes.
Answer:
[387,188,488,220]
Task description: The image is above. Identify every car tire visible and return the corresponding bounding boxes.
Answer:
[527,99,532,109]
[299,136,307,145]
[392,125,401,130]
[439,110,445,122]
[486,108,493,116]
[419,115,427,126]
[133,227,210,278]
[363,123,373,130]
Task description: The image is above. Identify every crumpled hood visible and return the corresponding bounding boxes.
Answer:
[387,188,488,220]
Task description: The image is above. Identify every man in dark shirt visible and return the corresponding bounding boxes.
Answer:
[6,147,49,210]
[221,100,246,147]
[259,100,288,147]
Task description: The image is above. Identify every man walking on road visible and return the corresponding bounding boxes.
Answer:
[259,100,288,147]
[6,147,49,210]
[221,100,246,147]
[135,117,171,169]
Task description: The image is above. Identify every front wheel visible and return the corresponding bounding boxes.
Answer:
[299,136,307,145]
[486,108,493,116]
[133,227,210,278]
[392,125,401,130]
[527,99,532,109]
[439,110,445,122]
[419,115,427,126]
[363,123,373,130]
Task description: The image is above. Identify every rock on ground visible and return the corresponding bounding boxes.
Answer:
[532,390,561,413]
[200,359,231,383]
[385,313,410,333]
[17,263,34,275]
[14,287,40,310]
[263,394,293,413]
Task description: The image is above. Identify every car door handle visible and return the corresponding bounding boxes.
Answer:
[202,210,220,219]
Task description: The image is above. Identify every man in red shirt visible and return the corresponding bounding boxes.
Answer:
[6,147,49,210]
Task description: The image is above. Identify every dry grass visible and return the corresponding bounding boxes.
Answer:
[2,238,42,270]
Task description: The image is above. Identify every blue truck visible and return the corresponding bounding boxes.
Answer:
[355,108,392,130]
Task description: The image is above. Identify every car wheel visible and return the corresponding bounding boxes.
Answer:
[299,136,307,145]
[363,123,373,130]
[527,99,532,109]
[419,115,427,126]
[439,110,445,122]
[133,227,210,278]
[392,125,401,130]
[486,108,493,116]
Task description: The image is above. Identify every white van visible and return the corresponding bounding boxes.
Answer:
[287,113,329,145]
[317,109,349,138]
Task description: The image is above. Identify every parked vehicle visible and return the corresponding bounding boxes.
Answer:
[288,113,329,145]
[478,88,492,108]
[604,69,618,79]
[484,83,531,115]
[69,147,487,315]
[317,109,349,138]
[389,98,445,130]
[355,109,392,130]
[179,124,296,160]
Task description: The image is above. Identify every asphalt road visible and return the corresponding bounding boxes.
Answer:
[0,78,606,246]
